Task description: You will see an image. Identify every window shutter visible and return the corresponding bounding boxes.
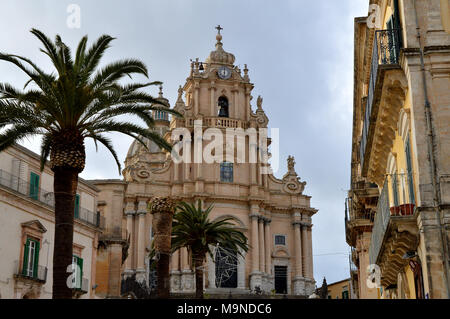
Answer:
[405,136,415,204]
[77,256,83,283]
[29,172,39,200]
[22,239,30,276]
[392,174,399,207]
[74,194,80,218]
[33,240,40,278]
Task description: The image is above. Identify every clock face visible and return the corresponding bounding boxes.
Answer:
[218,66,231,79]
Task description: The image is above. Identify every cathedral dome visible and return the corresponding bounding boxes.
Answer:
[205,27,235,65]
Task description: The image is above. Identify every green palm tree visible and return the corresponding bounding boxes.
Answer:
[0,29,179,299]
[171,200,248,299]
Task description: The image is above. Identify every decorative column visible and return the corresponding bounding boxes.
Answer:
[249,205,262,290]
[124,200,136,276]
[250,143,257,185]
[136,199,147,282]
[194,81,199,115]
[209,81,216,115]
[302,224,309,278]
[264,218,272,290]
[307,225,314,280]
[303,223,314,296]
[258,217,265,273]
[173,162,179,182]
[292,210,306,296]
[170,250,181,292]
[181,247,194,293]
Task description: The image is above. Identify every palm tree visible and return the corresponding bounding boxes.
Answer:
[171,200,248,299]
[0,29,179,298]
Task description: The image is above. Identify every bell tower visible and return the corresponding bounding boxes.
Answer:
[171,25,269,129]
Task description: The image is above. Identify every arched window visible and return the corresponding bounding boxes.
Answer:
[218,96,229,118]
[220,162,233,182]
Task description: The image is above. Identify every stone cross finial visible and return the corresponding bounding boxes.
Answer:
[215,25,223,34]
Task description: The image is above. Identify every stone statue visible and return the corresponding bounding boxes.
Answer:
[177,85,183,102]
[287,155,295,172]
[257,95,263,109]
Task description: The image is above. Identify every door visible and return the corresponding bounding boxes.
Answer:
[274,266,288,294]
[215,248,237,288]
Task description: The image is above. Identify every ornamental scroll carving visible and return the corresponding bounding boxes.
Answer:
[128,162,154,182]
[282,156,306,195]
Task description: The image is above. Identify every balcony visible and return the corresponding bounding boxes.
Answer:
[360,29,402,176]
[369,175,418,286]
[183,117,249,129]
[71,277,90,297]
[345,195,376,246]
[0,169,104,228]
[14,260,47,283]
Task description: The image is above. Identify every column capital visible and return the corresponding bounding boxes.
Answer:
[249,213,260,219]
[302,223,312,229]
[125,210,135,216]
[263,218,272,224]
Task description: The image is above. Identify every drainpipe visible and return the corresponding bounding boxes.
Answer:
[412,0,450,299]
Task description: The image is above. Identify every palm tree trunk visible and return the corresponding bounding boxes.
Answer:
[157,252,170,298]
[194,255,204,299]
[52,167,78,299]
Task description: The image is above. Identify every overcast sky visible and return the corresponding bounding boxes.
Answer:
[0,0,369,286]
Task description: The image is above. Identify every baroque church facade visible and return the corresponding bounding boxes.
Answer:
[91,27,317,298]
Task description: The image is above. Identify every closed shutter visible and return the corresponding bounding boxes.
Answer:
[391,174,399,207]
[33,240,40,278]
[77,256,83,285]
[29,172,39,200]
[74,194,80,218]
[405,136,415,204]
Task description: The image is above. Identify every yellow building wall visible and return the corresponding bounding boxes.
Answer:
[405,265,416,299]
[441,0,450,34]
[326,280,351,299]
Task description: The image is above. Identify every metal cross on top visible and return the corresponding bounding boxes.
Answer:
[215,25,223,34]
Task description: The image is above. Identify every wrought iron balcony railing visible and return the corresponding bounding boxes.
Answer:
[360,28,402,170]
[0,169,104,228]
[14,260,47,283]
[369,173,415,264]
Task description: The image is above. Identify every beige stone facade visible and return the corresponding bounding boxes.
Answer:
[0,144,102,299]
[92,28,317,297]
[347,0,450,299]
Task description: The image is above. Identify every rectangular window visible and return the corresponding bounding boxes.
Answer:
[29,172,40,200]
[23,237,40,278]
[220,162,233,183]
[274,235,286,246]
[342,290,349,299]
[72,255,83,289]
[74,194,80,218]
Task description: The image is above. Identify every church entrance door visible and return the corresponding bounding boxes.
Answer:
[274,266,288,294]
[215,248,238,288]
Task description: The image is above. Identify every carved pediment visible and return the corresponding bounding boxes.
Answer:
[21,220,47,233]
